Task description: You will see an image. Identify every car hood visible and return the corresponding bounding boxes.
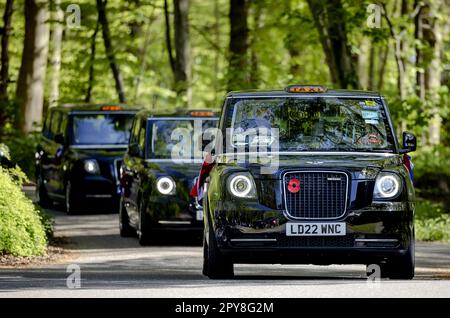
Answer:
[218,152,402,179]
[69,146,128,161]
[144,161,201,200]
[144,161,200,180]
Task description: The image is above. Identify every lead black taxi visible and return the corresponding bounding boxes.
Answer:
[119,110,219,245]
[36,105,138,213]
[201,85,416,279]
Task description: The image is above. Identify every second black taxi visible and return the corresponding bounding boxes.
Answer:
[119,110,219,245]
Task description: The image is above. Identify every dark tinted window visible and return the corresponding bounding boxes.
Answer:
[227,97,395,152]
[71,113,134,145]
[138,121,146,154]
[43,112,52,138]
[149,118,218,159]
[50,111,62,140]
[129,117,141,145]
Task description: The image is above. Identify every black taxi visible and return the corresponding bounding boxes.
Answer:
[36,105,138,213]
[200,85,416,279]
[119,110,219,245]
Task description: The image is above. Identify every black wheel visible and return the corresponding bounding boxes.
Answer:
[380,233,415,280]
[65,181,80,215]
[137,199,152,246]
[203,214,234,279]
[119,198,135,237]
[36,174,52,208]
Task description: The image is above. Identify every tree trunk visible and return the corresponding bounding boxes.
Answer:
[96,0,126,103]
[377,44,389,91]
[134,7,156,101]
[173,0,191,105]
[284,0,301,78]
[15,0,49,133]
[227,0,249,91]
[367,43,375,91]
[357,38,370,90]
[164,0,176,75]
[422,2,442,145]
[0,0,14,137]
[213,0,220,104]
[382,3,407,100]
[307,0,359,89]
[249,2,262,87]
[48,0,63,108]
[0,0,13,100]
[85,20,99,103]
[414,0,425,99]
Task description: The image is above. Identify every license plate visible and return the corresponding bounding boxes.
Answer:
[286,222,346,236]
[196,210,204,221]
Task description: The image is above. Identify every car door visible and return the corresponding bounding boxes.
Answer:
[45,111,63,197]
[122,118,142,226]
[37,111,54,194]
[54,113,69,195]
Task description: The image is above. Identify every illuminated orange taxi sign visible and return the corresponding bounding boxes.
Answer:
[190,111,215,117]
[101,105,122,111]
[285,85,327,93]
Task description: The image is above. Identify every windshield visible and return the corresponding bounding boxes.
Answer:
[71,113,135,145]
[229,97,395,152]
[149,118,218,159]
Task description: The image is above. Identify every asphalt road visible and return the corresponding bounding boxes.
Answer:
[1,202,450,298]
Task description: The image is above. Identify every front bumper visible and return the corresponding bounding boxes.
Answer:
[71,175,121,209]
[147,196,203,230]
[213,202,414,265]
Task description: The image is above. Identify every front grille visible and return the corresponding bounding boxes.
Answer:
[283,171,348,219]
[277,235,355,248]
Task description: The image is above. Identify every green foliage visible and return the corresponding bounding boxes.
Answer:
[0,143,11,160]
[415,199,450,242]
[412,145,450,200]
[0,167,48,256]
[35,205,55,242]
[2,133,41,180]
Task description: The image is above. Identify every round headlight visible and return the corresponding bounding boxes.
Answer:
[157,177,175,195]
[228,173,256,198]
[84,159,100,174]
[374,173,401,199]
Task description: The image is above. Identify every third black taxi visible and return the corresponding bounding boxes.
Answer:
[199,85,416,280]
[36,104,138,213]
[119,110,219,245]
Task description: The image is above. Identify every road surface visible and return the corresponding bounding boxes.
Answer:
[1,203,450,298]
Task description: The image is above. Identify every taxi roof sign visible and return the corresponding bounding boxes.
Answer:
[285,85,327,93]
[101,105,123,111]
[189,111,215,117]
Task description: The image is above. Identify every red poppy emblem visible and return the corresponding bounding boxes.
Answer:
[288,178,300,193]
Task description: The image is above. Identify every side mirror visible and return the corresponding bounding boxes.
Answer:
[54,133,65,145]
[400,132,416,153]
[128,143,142,157]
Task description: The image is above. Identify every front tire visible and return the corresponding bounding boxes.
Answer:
[119,198,135,237]
[65,181,80,215]
[203,215,234,279]
[381,233,415,280]
[137,199,152,246]
[36,174,52,208]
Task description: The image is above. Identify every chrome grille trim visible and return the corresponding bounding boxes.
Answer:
[282,170,349,220]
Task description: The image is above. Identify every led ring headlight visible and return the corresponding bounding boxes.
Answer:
[84,159,100,174]
[228,173,256,198]
[374,173,401,199]
[157,177,175,195]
